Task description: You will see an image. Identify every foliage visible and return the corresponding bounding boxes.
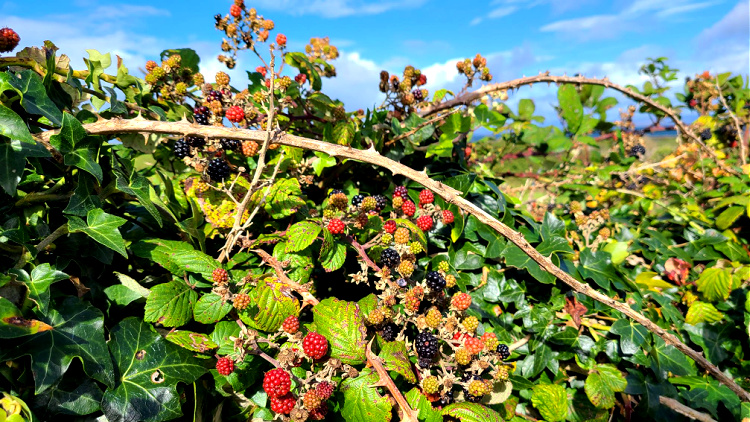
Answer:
[1,3,750,422]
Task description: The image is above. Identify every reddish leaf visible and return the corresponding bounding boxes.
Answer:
[665,258,691,286]
[564,296,588,328]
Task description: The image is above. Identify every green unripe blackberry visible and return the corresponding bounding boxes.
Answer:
[438,261,449,272]
[422,376,439,394]
[360,196,377,211]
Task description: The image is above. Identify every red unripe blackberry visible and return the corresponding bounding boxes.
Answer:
[416,215,433,231]
[327,219,345,235]
[418,74,427,86]
[212,268,229,283]
[256,66,267,77]
[303,332,329,359]
[226,106,245,123]
[263,368,292,397]
[230,4,242,17]
[419,189,434,205]
[295,73,307,85]
[442,210,454,224]
[276,33,287,47]
[303,390,322,410]
[451,292,472,311]
[402,200,416,216]
[393,185,408,198]
[309,401,328,420]
[466,337,484,354]
[215,357,234,375]
[241,140,259,156]
[315,381,335,399]
[384,220,397,234]
[233,293,250,310]
[269,393,295,414]
[0,28,20,53]
[282,315,299,333]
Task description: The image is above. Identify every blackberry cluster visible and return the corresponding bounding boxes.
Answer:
[415,331,438,359]
[381,323,398,342]
[174,140,191,158]
[628,144,646,157]
[700,128,712,141]
[496,344,510,360]
[426,271,446,291]
[374,195,388,211]
[207,158,231,182]
[221,138,241,151]
[381,248,401,268]
[186,135,206,148]
[351,194,364,207]
[194,106,210,125]
[206,90,222,102]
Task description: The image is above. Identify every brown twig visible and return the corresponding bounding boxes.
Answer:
[252,249,319,308]
[715,81,747,166]
[419,72,736,175]
[387,109,460,146]
[365,338,419,422]
[31,119,750,402]
[658,396,716,422]
[346,236,381,272]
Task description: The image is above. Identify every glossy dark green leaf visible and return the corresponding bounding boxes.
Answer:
[67,209,127,258]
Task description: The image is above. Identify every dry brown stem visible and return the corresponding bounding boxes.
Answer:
[365,339,419,422]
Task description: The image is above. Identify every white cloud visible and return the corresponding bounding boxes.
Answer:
[656,1,717,17]
[540,14,622,34]
[488,6,518,18]
[248,0,427,18]
[694,1,750,74]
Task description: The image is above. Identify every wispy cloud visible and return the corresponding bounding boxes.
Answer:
[470,6,517,25]
[249,0,427,18]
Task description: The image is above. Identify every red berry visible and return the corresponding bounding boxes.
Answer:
[418,74,427,86]
[0,28,20,53]
[276,33,287,47]
[402,200,416,217]
[256,66,267,77]
[226,106,245,123]
[269,393,296,414]
[393,186,408,198]
[315,381,335,400]
[689,99,697,107]
[442,210,454,224]
[466,337,484,354]
[230,4,242,17]
[384,220,397,234]
[416,215,433,231]
[263,368,292,397]
[303,332,329,360]
[215,357,234,375]
[451,292,472,311]
[419,189,434,205]
[327,219,345,235]
[212,268,229,284]
[282,315,299,334]
[309,401,329,420]
[295,73,307,85]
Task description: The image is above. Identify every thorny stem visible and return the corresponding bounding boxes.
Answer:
[715,81,747,166]
[365,339,419,422]
[32,120,750,402]
[252,249,319,307]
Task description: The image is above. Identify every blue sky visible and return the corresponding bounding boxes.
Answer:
[2,0,748,125]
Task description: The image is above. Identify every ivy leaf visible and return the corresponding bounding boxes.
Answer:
[239,279,299,332]
[312,151,336,176]
[143,279,198,327]
[531,384,568,422]
[578,249,619,290]
[6,69,63,125]
[377,336,416,383]
[672,377,741,418]
[610,319,649,355]
[441,403,503,422]
[0,297,114,394]
[131,238,220,279]
[685,301,724,325]
[504,243,556,284]
[696,267,733,302]
[49,112,86,153]
[285,221,321,253]
[585,364,627,408]
[716,206,744,230]
[0,297,53,338]
[0,103,34,144]
[112,155,162,226]
[193,293,232,324]
[165,330,218,353]
[320,242,346,272]
[34,378,103,416]
[67,209,128,258]
[64,146,103,182]
[101,317,207,422]
[650,336,695,378]
[63,172,102,216]
[83,49,111,90]
[340,368,392,422]
[13,264,69,315]
[0,143,25,195]
[313,298,367,364]
[103,272,150,307]
[683,323,730,364]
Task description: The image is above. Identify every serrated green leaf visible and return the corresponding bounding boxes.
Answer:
[211,321,241,355]
[264,178,306,219]
[558,84,583,134]
[377,337,415,383]
[320,242,346,272]
[313,297,367,364]
[405,388,442,422]
[193,293,233,324]
[585,364,627,408]
[441,402,503,422]
[696,267,733,302]
[143,280,198,327]
[131,238,220,279]
[67,209,127,258]
[285,221,322,253]
[103,272,150,307]
[341,368,392,422]
[101,317,207,422]
[165,330,217,353]
[0,297,114,394]
[531,384,568,421]
[239,279,299,332]
[274,242,314,283]
[333,121,354,145]
[685,301,724,325]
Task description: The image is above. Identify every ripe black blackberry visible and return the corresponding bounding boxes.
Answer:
[374,195,388,211]
[174,140,191,159]
[351,194,364,207]
[418,356,433,368]
[700,128,712,141]
[496,344,510,360]
[329,189,343,197]
[206,90,222,103]
[412,89,423,102]
[381,248,401,268]
[426,271,446,291]
[207,158,231,182]
[415,331,438,359]
[381,323,398,342]
[221,138,241,151]
[436,391,454,408]
[194,106,210,125]
[186,135,206,148]
[628,144,646,157]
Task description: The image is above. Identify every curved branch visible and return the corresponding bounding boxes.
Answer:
[418,73,736,175]
[366,338,419,422]
[32,119,750,402]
